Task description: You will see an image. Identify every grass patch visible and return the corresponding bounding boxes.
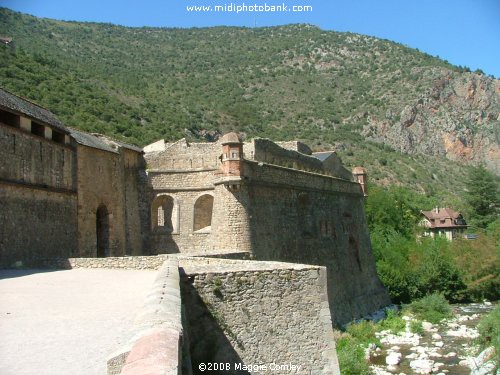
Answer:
[337,320,380,374]
[475,305,500,364]
[410,320,424,335]
[377,309,406,333]
[346,320,380,346]
[336,335,371,375]
[405,293,452,324]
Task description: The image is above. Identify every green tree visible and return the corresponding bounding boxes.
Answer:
[465,165,499,229]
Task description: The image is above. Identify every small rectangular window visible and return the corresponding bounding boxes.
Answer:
[0,109,20,128]
[52,130,65,144]
[31,122,45,137]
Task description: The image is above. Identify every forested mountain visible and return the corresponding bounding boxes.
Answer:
[0,7,498,203]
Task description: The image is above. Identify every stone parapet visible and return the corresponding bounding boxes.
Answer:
[181,257,341,374]
[245,159,362,195]
[107,259,182,375]
[37,255,169,270]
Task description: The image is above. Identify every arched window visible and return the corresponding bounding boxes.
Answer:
[96,205,110,257]
[152,195,178,233]
[193,194,214,232]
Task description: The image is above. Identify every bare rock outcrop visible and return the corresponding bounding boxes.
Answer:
[363,71,499,174]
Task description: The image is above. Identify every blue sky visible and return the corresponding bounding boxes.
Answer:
[2,0,499,77]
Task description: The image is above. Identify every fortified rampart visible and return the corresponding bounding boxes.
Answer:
[0,88,147,267]
[245,138,325,173]
[73,131,145,258]
[144,133,390,325]
[180,257,340,374]
[0,92,77,265]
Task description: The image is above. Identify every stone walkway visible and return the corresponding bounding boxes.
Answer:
[0,268,157,375]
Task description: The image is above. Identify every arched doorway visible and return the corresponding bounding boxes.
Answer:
[96,205,110,257]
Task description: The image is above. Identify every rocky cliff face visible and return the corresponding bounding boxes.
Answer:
[363,70,499,174]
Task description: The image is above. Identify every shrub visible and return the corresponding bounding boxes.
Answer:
[377,309,406,333]
[346,320,380,346]
[476,305,500,364]
[336,335,371,375]
[411,238,467,302]
[452,226,500,302]
[406,293,452,323]
[410,320,424,335]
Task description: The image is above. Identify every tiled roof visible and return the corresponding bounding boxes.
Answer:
[220,132,242,145]
[111,139,142,153]
[69,128,119,154]
[69,128,142,154]
[0,88,68,132]
[422,208,460,220]
[421,208,467,228]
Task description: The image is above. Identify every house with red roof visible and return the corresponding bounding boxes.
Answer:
[420,207,468,241]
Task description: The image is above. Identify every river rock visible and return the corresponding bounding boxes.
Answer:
[385,351,402,365]
[474,346,496,365]
[471,361,497,375]
[429,351,442,358]
[410,359,434,374]
[446,324,479,338]
[469,346,497,375]
[432,362,444,372]
[459,359,469,366]
[422,321,434,331]
[370,365,392,375]
[432,333,442,340]
[379,331,420,346]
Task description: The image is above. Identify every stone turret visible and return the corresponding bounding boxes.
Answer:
[352,167,368,197]
[211,132,252,252]
[217,132,244,191]
[220,132,243,176]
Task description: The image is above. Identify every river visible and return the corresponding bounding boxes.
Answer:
[368,302,497,375]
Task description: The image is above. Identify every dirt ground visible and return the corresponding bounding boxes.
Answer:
[0,268,157,375]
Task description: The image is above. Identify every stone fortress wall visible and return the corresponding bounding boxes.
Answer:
[75,142,145,258]
[0,103,78,265]
[144,139,221,255]
[245,138,325,173]
[144,134,390,325]
[0,88,148,267]
[0,121,75,190]
[224,166,389,324]
[180,257,340,374]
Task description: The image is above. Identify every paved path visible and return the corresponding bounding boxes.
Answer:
[0,268,157,375]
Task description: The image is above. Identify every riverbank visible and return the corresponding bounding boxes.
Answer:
[369,302,497,374]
